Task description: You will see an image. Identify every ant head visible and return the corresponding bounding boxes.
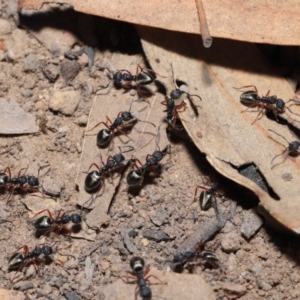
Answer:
[289,141,300,153]
[276,99,285,110]
[130,256,145,272]
[113,153,125,164]
[120,111,135,122]
[42,245,53,256]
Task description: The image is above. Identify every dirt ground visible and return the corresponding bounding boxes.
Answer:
[0,2,300,300]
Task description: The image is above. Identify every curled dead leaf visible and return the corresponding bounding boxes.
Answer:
[20,0,300,45]
[138,26,300,234]
[75,52,169,229]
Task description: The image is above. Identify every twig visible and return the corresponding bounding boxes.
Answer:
[195,0,213,48]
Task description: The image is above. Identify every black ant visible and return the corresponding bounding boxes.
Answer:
[268,129,300,164]
[126,150,164,188]
[190,176,223,211]
[173,242,219,269]
[0,166,51,201]
[161,74,201,129]
[84,152,126,194]
[126,127,166,189]
[32,209,82,236]
[122,257,165,300]
[235,85,299,124]
[112,65,165,100]
[8,244,53,278]
[86,106,155,149]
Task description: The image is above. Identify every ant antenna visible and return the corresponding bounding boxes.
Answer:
[285,106,300,117]
[129,100,156,128]
[271,149,288,164]
[268,129,290,145]
[136,118,156,128]
[268,129,292,164]
[79,194,94,212]
[170,63,176,87]
[155,125,161,151]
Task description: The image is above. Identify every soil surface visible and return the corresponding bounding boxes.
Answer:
[0,2,300,300]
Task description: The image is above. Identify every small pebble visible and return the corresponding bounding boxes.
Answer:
[221,231,241,252]
[141,238,149,246]
[222,282,247,298]
[64,290,79,300]
[142,229,170,242]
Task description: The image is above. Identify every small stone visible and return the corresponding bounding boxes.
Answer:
[290,271,300,283]
[128,230,138,238]
[120,228,137,254]
[19,282,34,291]
[257,280,272,291]
[221,231,241,252]
[55,254,68,266]
[6,29,29,61]
[141,238,149,246]
[42,61,60,82]
[142,229,170,242]
[61,59,81,82]
[99,260,110,272]
[49,90,81,116]
[222,282,247,298]
[64,290,79,300]
[21,89,34,98]
[76,114,88,126]
[23,54,40,72]
[241,209,263,239]
[282,172,293,181]
[249,262,262,275]
[149,208,166,226]
[0,19,12,35]
[269,272,282,285]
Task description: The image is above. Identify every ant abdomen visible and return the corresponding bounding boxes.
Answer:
[240,90,258,105]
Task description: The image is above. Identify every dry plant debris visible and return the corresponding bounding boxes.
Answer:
[20,0,300,45]
[138,26,300,234]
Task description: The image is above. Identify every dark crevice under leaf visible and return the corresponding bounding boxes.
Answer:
[235,163,280,201]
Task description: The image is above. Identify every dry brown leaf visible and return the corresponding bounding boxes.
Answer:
[75,52,169,229]
[138,27,300,234]
[20,0,300,45]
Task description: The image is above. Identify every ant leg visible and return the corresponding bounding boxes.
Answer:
[240,101,261,113]
[131,157,143,170]
[190,185,208,206]
[17,167,28,178]
[234,85,258,93]
[144,274,165,285]
[252,106,265,124]
[161,96,168,107]
[85,116,112,133]
[119,69,132,76]
[121,82,133,89]
[265,90,270,97]
[194,242,204,253]
[31,209,53,220]
[83,163,101,174]
[137,65,166,78]
[14,245,30,255]
[117,128,135,143]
